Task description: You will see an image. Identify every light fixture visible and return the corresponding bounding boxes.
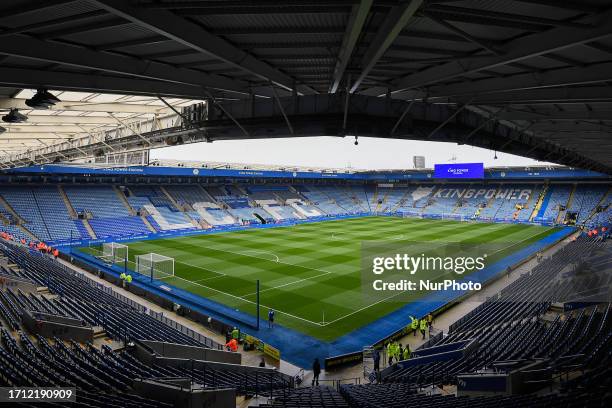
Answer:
[2,108,28,123]
[25,89,61,109]
[494,150,498,160]
[354,136,359,146]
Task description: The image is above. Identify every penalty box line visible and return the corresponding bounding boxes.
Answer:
[165,274,325,327]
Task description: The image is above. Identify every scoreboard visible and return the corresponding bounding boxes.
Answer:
[434,163,484,179]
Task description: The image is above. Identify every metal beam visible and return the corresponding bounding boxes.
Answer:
[422,12,502,55]
[513,0,603,13]
[424,5,591,29]
[0,99,170,114]
[110,114,151,145]
[0,67,209,102]
[425,100,472,139]
[158,97,192,126]
[390,99,416,136]
[464,87,612,105]
[0,35,248,94]
[174,6,353,15]
[0,1,76,19]
[18,116,134,125]
[0,125,109,133]
[93,35,168,50]
[330,0,373,93]
[138,1,359,8]
[528,122,612,132]
[36,18,130,40]
[0,10,108,37]
[0,135,74,140]
[90,0,316,95]
[0,133,78,139]
[350,0,423,93]
[270,86,294,135]
[389,9,612,93]
[428,62,612,98]
[498,110,612,121]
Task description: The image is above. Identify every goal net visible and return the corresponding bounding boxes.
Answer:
[136,253,175,280]
[101,242,128,264]
[440,213,465,222]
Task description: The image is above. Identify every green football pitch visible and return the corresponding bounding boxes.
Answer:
[86,216,559,341]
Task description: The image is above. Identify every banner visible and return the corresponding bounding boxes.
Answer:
[241,333,281,361]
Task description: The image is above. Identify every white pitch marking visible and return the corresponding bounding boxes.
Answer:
[164,274,324,326]
[242,271,333,297]
[239,250,279,262]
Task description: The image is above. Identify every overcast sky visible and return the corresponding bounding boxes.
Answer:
[151,137,551,170]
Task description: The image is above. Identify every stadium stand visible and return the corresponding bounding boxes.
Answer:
[0,182,611,244]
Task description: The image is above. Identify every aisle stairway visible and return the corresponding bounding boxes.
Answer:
[58,185,78,218]
[113,186,136,215]
[530,184,548,221]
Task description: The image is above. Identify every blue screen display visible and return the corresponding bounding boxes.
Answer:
[434,163,484,179]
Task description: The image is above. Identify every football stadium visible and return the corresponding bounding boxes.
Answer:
[0,1,611,408]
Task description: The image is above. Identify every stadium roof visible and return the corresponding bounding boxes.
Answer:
[0,88,203,154]
[0,0,611,173]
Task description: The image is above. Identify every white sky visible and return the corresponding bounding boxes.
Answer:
[151,137,552,170]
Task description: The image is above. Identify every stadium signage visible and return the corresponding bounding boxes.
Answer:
[434,163,484,179]
[433,188,531,200]
[8,164,610,181]
[241,333,281,361]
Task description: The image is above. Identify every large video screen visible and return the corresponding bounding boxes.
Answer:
[434,163,484,179]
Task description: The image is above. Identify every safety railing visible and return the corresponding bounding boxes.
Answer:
[148,309,223,350]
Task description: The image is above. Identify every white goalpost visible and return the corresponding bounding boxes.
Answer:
[440,213,466,222]
[101,242,129,264]
[136,253,175,281]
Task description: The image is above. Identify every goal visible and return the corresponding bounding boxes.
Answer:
[136,253,175,281]
[440,213,466,222]
[101,242,128,264]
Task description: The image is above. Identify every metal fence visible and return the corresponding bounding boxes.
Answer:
[149,309,223,350]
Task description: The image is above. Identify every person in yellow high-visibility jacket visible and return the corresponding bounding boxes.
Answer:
[386,342,394,366]
[403,344,411,360]
[419,318,428,340]
[392,342,400,363]
[409,315,419,336]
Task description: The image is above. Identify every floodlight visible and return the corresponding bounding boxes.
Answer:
[2,108,28,123]
[25,89,61,109]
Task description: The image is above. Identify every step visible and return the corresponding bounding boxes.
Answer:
[93,326,107,339]
[113,186,136,215]
[141,215,157,233]
[81,219,97,239]
[58,185,78,219]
